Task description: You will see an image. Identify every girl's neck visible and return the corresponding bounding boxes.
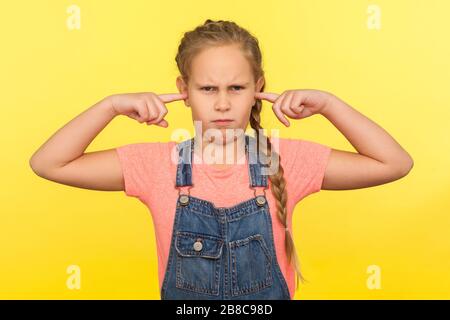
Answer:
[194,134,247,167]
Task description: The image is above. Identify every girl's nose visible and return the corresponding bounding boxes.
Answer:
[214,93,232,111]
[214,103,231,111]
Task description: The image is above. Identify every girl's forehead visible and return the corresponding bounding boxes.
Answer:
[189,57,253,85]
[191,45,250,69]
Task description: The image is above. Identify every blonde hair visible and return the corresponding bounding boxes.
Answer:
[175,19,307,291]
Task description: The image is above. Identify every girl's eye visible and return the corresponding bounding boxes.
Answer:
[201,86,244,92]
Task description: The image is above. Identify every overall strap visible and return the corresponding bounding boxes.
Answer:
[175,138,194,187]
[246,135,269,188]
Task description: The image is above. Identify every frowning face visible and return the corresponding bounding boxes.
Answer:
[176,44,264,145]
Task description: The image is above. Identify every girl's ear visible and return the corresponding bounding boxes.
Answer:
[176,76,190,107]
[253,76,265,105]
[256,76,265,93]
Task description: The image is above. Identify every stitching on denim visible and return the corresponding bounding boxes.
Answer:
[175,248,221,295]
[175,231,224,259]
[229,234,273,297]
[262,201,292,299]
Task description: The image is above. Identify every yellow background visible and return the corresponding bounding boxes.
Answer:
[1,0,449,299]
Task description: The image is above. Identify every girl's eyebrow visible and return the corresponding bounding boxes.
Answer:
[195,82,250,87]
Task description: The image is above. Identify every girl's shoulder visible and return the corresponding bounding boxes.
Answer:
[115,140,178,167]
[115,140,178,198]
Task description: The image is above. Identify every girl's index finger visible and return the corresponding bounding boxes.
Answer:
[157,92,188,103]
[254,91,279,103]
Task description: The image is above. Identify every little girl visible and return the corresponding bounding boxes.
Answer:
[29,19,413,300]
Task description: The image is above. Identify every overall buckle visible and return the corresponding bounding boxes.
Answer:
[177,185,192,206]
[251,185,268,207]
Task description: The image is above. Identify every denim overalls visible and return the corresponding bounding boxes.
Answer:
[160,134,291,300]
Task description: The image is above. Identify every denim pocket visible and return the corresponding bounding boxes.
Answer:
[229,234,273,296]
[175,231,224,296]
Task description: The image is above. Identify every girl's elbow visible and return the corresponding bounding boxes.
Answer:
[29,156,43,177]
[29,155,48,178]
[396,156,414,178]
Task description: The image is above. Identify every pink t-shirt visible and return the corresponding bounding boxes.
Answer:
[115,136,331,299]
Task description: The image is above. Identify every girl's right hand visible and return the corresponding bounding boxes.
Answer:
[109,92,188,127]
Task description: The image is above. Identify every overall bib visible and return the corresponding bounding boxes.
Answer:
[160,134,291,300]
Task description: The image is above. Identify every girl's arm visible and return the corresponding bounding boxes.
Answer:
[320,94,414,190]
[29,92,181,191]
[29,97,125,191]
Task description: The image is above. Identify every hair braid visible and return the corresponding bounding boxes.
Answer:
[250,84,307,291]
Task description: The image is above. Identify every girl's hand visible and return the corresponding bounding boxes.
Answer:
[254,89,334,127]
[109,92,188,127]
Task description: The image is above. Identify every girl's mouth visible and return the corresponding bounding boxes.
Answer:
[212,119,234,126]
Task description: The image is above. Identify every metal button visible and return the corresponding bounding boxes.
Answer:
[255,196,266,206]
[193,239,203,251]
[179,195,189,206]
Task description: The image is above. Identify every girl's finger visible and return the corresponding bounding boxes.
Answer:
[273,104,290,127]
[157,92,188,104]
[127,111,140,122]
[280,92,299,119]
[143,97,159,123]
[254,91,279,102]
[147,94,169,125]
[136,101,150,123]
[290,94,305,116]
[272,93,290,126]
[153,119,169,127]
[291,104,304,116]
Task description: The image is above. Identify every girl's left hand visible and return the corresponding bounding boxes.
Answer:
[254,89,334,127]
